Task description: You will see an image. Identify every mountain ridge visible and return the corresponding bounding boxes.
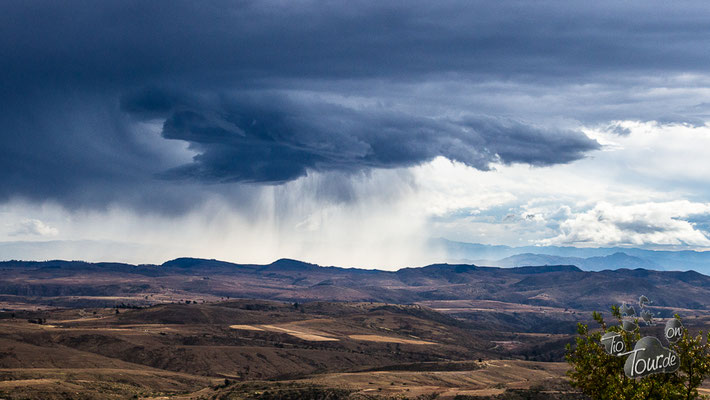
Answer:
[437,238,710,273]
[2,257,710,313]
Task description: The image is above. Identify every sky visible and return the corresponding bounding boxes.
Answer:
[3,1,710,268]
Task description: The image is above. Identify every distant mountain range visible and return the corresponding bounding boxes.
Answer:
[2,257,710,315]
[477,252,659,271]
[3,238,710,273]
[437,239,710,273]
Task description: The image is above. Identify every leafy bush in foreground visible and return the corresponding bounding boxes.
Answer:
[566,306,710,399]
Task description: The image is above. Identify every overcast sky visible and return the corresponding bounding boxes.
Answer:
[3,1,710,268]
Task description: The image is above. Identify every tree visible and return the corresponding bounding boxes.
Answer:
[566,305,710,399]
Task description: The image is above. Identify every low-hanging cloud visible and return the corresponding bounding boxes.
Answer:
[121,89,599,184]
[541,201,710,247]
[9,219,58,237]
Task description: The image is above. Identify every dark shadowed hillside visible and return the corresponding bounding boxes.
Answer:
[2,258,710,311]
[0,299,591,399]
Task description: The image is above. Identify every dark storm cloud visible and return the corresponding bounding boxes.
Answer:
[121,89,598,183]
[3,1,709,85]
[1,0,707,208]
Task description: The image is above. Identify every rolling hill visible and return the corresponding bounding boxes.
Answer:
[2,258,709,313]
[3,257,710,398]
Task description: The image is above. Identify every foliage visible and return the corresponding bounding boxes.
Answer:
[566,306,710,399]
[212,383,354,400]
[242,386,353,400]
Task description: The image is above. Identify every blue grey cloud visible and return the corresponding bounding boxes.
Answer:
[3,1,709,85]
[1,0,706,209]
[120,89,598,183]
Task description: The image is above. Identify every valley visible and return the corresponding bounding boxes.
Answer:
[2,258,710,398]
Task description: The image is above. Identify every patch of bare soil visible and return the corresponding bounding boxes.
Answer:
[260,324,339,341]
[348,334,435,345]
